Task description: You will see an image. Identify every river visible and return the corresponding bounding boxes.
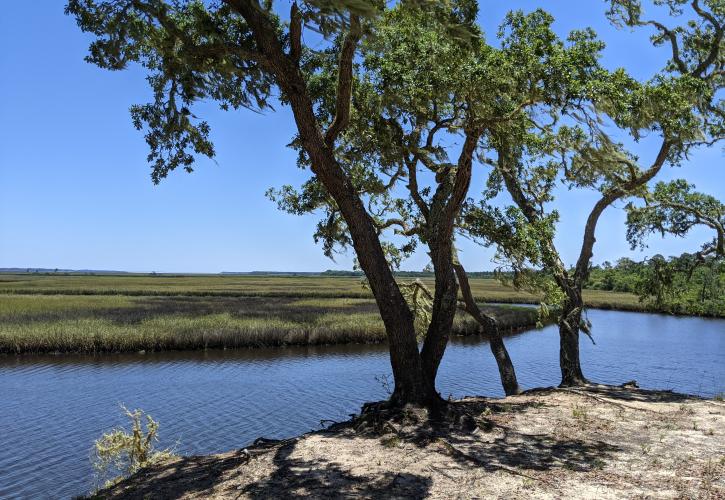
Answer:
[1,309,723,498]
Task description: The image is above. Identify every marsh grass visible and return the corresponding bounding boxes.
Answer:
[0,274,645,310]
[0,274,643,354]
[0,295,540,354]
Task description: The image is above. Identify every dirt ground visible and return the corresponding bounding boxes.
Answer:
[96,386,725,499]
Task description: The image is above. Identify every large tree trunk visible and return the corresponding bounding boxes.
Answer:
[558,288,587,387]
[420,249,458,403]
[417,132,479,403]
[232,0,427,405]
[453,262,521,395]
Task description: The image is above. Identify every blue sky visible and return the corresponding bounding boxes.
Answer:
[0,1,722,273]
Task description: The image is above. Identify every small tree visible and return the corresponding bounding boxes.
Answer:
[466,0,722,386]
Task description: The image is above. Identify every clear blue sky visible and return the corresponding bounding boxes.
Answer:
[0,1,722,273]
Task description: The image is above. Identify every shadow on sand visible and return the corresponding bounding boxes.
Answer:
[93,387,673,499]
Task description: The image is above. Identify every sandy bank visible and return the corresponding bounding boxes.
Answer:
[94,386,724,499]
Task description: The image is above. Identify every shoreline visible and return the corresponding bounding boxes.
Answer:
[3,274,722,318]
[89,386,725,499]
[3,292,723,356]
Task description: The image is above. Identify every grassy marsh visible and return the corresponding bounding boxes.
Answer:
[0,295,540,354]
[0,274,649,354]
[0,274,642,310]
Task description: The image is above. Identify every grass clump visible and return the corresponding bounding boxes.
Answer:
[93,406,173,489]
[571,405,589,422]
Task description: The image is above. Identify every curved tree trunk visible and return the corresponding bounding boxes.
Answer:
[453,262,521,395]
[232,0,427,405]
[496,140,589,389]
[417,131,478,404]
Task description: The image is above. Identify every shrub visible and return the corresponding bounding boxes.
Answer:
[92,406,173,489]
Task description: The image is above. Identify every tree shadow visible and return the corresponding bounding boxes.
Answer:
[442,424,618,474]
[585,384,698,404]
[98,396,632,499]
[98,448,251,499]
[241,440,433,499]
[523,384,701,404]
[412,398,619,473]
[100,438,433,500]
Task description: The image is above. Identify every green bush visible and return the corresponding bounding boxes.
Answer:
[92,406,173,489]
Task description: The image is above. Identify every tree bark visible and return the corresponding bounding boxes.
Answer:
[420,248,458,402]
[558,287,587,386]
[418,131,478,402]
[453,262,521,395]
[227,0,427,405]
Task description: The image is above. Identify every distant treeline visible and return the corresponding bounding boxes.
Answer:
[587,253,724,316]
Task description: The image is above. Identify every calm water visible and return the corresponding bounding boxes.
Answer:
[1,309,723,499]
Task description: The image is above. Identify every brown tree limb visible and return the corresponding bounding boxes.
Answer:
[324,14,361,146]
[289,2,302,65]
[574,140,672,282]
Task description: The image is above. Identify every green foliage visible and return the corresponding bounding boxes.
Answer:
[93,406,173,489]
[66,0,276,183]
[463,0,722,335]
[605,0,723,155]
[398,279,433,336]
[626,180,725,258]
[269,0,491,265]
[587,253,725,316]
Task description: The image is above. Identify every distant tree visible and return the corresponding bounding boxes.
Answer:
[626,179,725,309]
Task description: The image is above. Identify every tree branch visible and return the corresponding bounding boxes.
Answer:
[324,14,362,146]
[574,139,672,280]
[376,218,421,236]
[453,260,497,334]
[289,2,302,65]
[404,157,431,222]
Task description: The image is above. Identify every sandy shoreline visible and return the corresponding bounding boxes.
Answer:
[92,386,725,499]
